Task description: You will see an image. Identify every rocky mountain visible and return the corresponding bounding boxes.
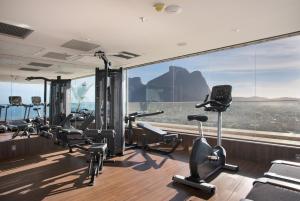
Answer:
[128,77,146,102]
[129,66,210,102]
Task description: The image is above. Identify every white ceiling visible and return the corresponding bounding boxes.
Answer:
[0,0,299,82]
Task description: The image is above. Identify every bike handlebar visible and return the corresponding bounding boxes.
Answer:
[195,100,230,108]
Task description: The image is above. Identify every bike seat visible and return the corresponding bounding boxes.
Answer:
[187,115,208,122]
[90,143,107,153]
[137,122,167,135]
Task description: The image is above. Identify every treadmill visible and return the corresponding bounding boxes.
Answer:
[5,96,30,132]
[241,160,300,201]
[264,160,300,184]
[241,177,300,201]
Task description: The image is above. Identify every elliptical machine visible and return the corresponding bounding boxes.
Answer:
[172,85,239,194]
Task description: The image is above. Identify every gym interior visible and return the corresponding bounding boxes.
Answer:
[0,1,299,201]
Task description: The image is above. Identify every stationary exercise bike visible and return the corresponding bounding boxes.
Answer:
[172,85,239,194]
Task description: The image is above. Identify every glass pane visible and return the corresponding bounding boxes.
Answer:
[255,36,300,134]
[127,35,300,141]
[128,62,170,122]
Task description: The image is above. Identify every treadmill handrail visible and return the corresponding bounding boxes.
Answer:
[254,177,300,192]
[272,160,300,168]
[264,172,300,185]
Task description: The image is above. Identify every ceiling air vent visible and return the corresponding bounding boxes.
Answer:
[19,68,40,72]
[113,51,140,59]
[28,62,52,67]
[0,22,33,39]
[61,39,100,51]
[43,52,71,60]
[56,71,73,75]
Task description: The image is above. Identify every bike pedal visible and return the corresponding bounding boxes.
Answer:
[207,155,219,161]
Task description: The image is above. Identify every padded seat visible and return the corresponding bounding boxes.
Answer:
[136,122,181,154]
[70,116,85,122]
[137,122,167,136]
[90,143,107,153]
[62,128,83,135]
[187,115,208,122]
[40,125,50,130]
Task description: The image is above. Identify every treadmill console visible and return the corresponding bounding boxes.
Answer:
[32,96,41,106]
[9,96,22,106]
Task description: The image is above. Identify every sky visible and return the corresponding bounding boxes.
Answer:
[128,35,300,98]
[0,35,300,104]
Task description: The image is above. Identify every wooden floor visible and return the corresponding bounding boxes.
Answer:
[0,147,269,201]
[0,132,17,142]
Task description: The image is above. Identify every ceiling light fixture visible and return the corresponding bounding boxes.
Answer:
[165,5,182,14]
[153,3,165,12]
[177,42,187,46]
[139,17,146,22]
[232,28,240,33]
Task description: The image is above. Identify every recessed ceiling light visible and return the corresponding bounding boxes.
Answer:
[177,42,187,46]
[232,28,240,33]
[139,17,146,22]
[165,5,182,14]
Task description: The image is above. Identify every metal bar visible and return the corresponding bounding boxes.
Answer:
[217,112,222,146]
[103,62,108,129]
[95,68,101,130]
[5,106,8,122]
[44,79,47,124]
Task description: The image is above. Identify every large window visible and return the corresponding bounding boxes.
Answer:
[128,35,300,136]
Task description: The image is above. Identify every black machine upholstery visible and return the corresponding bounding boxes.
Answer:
[59,114,95,146]
[187,115,208,122]
[137,122,167,136]
[89,143,107,154]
